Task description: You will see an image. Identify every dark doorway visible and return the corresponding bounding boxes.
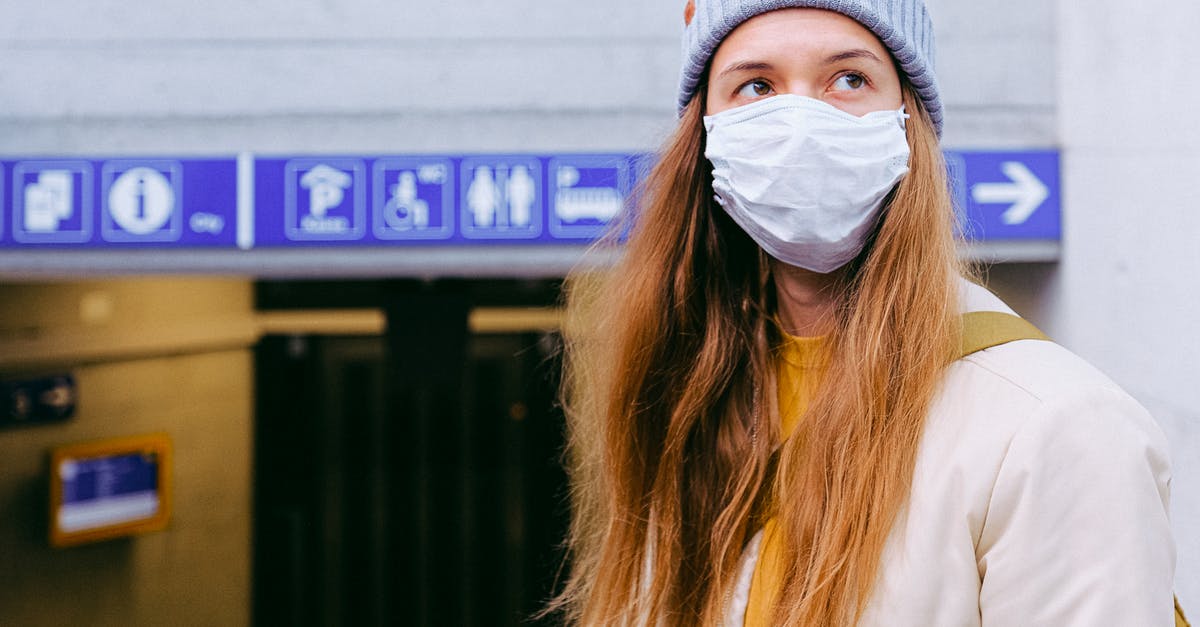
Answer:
[253,281,569,626]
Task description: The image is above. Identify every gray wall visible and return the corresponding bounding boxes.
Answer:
[1052,0,1200,607]
[0,1,681,155]
[0,0,1054,154]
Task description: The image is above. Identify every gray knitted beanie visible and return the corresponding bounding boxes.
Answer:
[679,0,943,133]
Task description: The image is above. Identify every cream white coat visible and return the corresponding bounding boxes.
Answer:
[724,281,1176,626]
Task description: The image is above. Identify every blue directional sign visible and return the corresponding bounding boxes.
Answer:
[1,158,238,248]
[947,150,1060,242]
[0,151,1061,254]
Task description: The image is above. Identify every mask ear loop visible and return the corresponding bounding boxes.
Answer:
[898,105,911,130]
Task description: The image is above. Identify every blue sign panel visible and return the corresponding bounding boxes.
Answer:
[58,451,160,533]
[62,453,158,505]
[0,158,238,248]
[947,150,1061,242]
[0,151,1060,251]
[250,154,636,247]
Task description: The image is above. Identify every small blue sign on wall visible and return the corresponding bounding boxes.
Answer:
[49,433,172,548]
[948,150,1061,242]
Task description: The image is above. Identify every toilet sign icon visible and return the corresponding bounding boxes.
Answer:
[101,161,184,242]
[459,157,543,240]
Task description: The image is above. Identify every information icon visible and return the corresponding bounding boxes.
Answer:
[108,168,175,235]
[101,160,184,243]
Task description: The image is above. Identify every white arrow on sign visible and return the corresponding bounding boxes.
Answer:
[970,161,1049,226]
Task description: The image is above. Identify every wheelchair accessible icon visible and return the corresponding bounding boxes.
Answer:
[373,158,454,240]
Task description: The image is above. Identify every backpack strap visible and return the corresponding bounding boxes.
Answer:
[959,311,1050,358]
[958,311,1190,627]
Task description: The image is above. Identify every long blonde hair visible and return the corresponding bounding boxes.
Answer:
[551,81,965,625]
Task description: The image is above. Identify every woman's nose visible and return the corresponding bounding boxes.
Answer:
[779,80,821,100]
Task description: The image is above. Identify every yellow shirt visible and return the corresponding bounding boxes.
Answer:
[744,330,827,627]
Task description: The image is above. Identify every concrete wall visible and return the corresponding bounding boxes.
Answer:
[931,0,1057,148]
[0,0,1053,155]
[1052,0,1200,608]
[0,279,256,626]
[0,1,681,155]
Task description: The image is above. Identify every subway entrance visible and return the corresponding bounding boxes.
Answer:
[253,279,569,626]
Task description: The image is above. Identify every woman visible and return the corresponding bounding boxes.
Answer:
[551,1,1177,625]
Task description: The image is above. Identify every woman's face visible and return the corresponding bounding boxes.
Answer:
[705,8,904,117]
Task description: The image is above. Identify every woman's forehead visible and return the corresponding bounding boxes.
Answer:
[713,8,889,68]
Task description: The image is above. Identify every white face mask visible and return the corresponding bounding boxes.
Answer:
[704,95,911,273]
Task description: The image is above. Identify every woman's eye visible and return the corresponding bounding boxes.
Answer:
[833,73,866,91]
[736,80,773,99]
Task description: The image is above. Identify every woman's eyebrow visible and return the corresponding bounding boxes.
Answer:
[715,60,775,80]
[823,49,884,65]
[716,49,883,81]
